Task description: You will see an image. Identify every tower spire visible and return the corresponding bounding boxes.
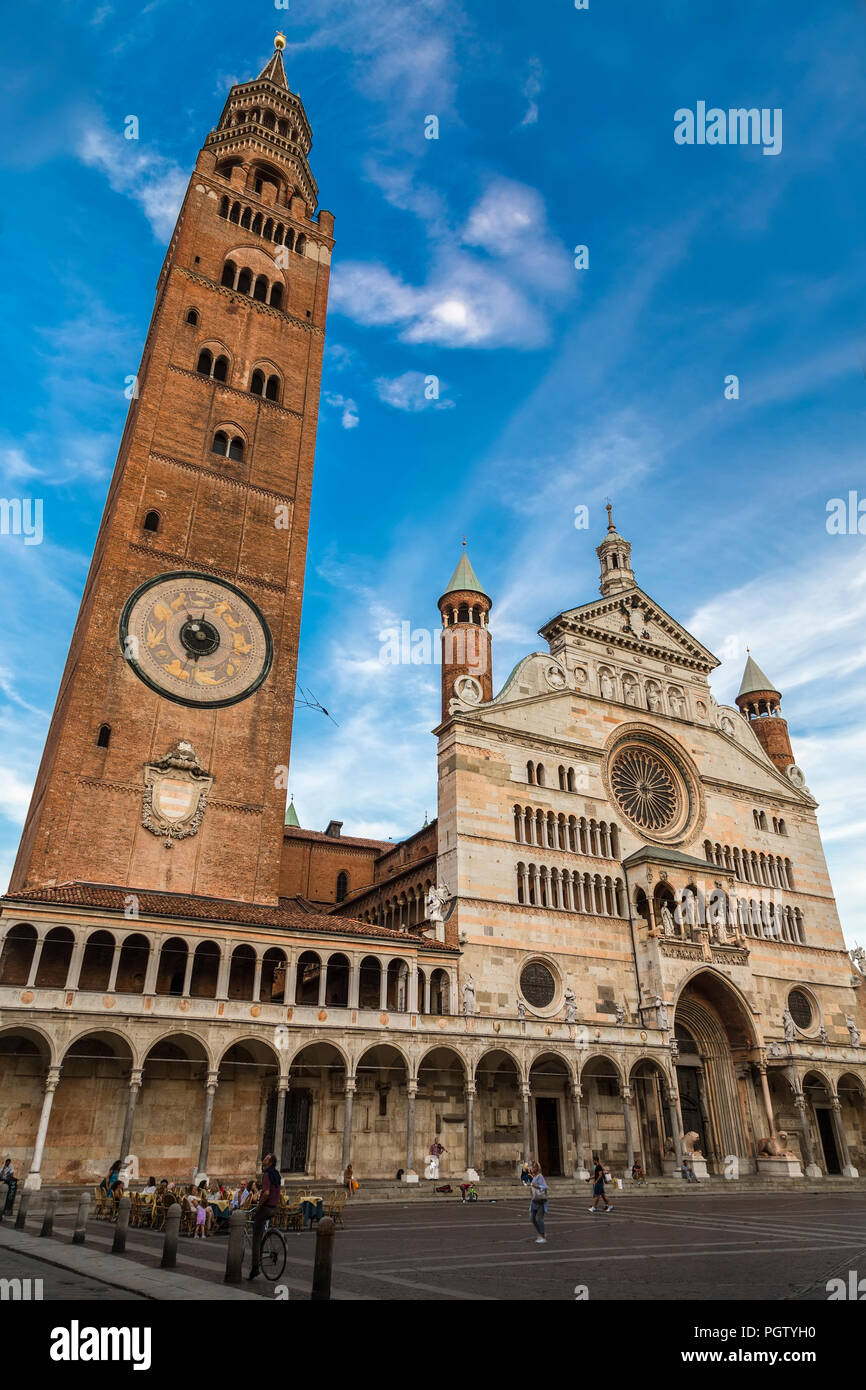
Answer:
[596,504,636,597]
[437,547,493,719]
[735,654,795,771]
[258,33,290,90]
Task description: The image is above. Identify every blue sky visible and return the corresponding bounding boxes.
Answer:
[1,1,865,944]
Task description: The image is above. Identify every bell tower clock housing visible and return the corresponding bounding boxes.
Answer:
[11,37,334,906]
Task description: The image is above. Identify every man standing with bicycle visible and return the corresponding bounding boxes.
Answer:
[248,1151,281,1280]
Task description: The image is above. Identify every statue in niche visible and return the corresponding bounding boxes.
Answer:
[623,676,638,707]
[647,685,662,712]
[782,1009,796,1042]
[818,1024,828,1045]
[669,690,686,717]
[654,995,669,1030]
[426,884,451,923]
[517,1000,526,1021]
[462,976,476,1017]
[564,988,577,1023]
[659,902,676,937]
[600,670,615,700]
[615,1003,625,1026]
[846,1015,861,1048]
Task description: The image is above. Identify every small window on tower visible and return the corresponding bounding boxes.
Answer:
[255,177,263,193]
[212,431,229,456]
[185,308,199,326]
[237,267,253,295]
[143,510,160,533]
[265,375,280,401]
[96,724,111,748]
[269,283,283,310]
[213,356,228,382]
[196,349,213,376]
[228,436,244,461]
[336,872,348,903]
[250,370,265,397]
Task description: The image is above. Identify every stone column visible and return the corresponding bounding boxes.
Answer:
[181,948,194,998]
[120,1068,143,1162]
[107,943,122,994]
[757,1062,777,1138]
[317,958,327,1008]
[695,1067,717,1163]
[341,1078,356,1170]
[216,945,231,1000]
[196,1071,219,1180]
[253,955,263,1004]
[143,939,160,996]
[66,939,86,992]
[521,1082,532,1160]
[666,1087,684,1165]
[25,938,45,988]
[622,1085,635,1171]
[571,1084,587,1177]
[378,963,388,1012]
[830,1097,859,1178]
[405,1081,417,1175]
[348,956,360,1010]
[273,1081,289,1167]
[423,973,431,1014]
[24,1066,61,1189]
[793,1090,821,1178]
[408,963,419,1014]
[465,1081,477,1176]
[286,954,298,1008]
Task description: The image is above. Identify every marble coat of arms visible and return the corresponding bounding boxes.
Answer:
[142,740,213,843]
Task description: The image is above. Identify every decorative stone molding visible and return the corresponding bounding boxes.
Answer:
[142,741,213,844]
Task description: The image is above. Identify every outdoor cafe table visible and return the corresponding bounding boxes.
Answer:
[296,1194,324,1227]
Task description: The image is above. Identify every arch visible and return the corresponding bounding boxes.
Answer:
[253,274,269,302]
[335,870,349,904]
[220,259,237,288]
[324,952,350,1008]
[250,368,265,396]
[196,347,213,375]
[416,1044,467,1079]
[78,929,116,992]
[185,307,200,326]
[265,373,280,401]
[0,1022,55,1065]
[287,1037,350,1076]
[236,266,253,295]
[155,937,189,996]
[227,943,256,1001]
[261,947,286,1004]
[189,940,220,998]
[0,924,38,986]
[269,282,283,309]
[115,933,149,994]
[34,927,74,988]
[295,950,322,1005]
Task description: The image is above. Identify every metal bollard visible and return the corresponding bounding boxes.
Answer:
[40,1189,59,1238]
[311,1216,335,1301]
[112,1193,131,1254]
[72,1190,91,1245]
[160,1202,181,1269]
[224,1208,245,1284]
[15,1189,32,1231]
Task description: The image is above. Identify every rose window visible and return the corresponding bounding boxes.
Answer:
[611,747,679,832]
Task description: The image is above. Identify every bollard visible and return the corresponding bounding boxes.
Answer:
[112,1193,131,1254]
[311,1216,335,1302]
[224,1208,245,1284]
[160,1202,181,1269]
[72,1190,91,1245]
[15,1189,32,1232]
[39,1189,59,1238]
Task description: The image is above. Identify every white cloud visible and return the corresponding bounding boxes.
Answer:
[520,57,543,127]
[0,448,41,483]
[323,392,359,429]
[77,119,186,241]
[0,764,33,823]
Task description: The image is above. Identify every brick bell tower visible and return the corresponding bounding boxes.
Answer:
[437,545,493,719]
[11,36,334,906]
[735,652,795,772]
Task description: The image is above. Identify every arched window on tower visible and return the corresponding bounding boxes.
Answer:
[295,233,306,256]
[240,207,252,230]
[142,510,160,533]
[185,307,200,326]
[221,260,237,288]
[269,283,283,309]
[265,374,280,401]
[196,348,213,376]
[218,196,229,219]
[250,369,265,397]
[96,724,111,748]
[229,202,240,224]
[228,436,244,461]
[237,267,253,295]
[213,356,228,382]
[336,871,348,904]
[253,275,268,302]
[251,213,262,235]
[212,431,229,456]
[536,764,546,788]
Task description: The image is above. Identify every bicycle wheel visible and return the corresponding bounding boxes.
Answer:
[260,1228,286,1281]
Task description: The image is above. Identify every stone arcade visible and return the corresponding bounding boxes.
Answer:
[0,44,863,1190]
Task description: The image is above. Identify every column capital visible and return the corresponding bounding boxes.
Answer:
[464,1081,476,1098]
[45,1066,61,1092]
[205,1070,219,1091]
[621,1086,632,1102]
[830,1095,842,1112]
[521,1082,531,1101]
[407,1081,418,1099]
[570,1083,583,1101]
[129,1068,143,1089]
[344,1077,357,1096]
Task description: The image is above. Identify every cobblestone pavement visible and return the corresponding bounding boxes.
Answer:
[0,1248,146,1300]
[20,1190,866,1301]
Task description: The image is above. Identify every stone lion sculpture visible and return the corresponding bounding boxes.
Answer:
[682,1131,703,1157]
[757,1131,796,1159]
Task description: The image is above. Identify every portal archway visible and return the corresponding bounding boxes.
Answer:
[674,970,758,1170]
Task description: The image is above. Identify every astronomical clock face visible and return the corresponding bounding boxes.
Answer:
[119,571,273,708]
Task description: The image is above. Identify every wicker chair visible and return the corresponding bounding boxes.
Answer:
[93,1185,110,1220]
[322,1189,347,1227]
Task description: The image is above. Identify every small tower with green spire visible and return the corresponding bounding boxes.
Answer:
[284,796,300,828]
[437,541,493,720]
[596,502,636,597]
[735,652,795,771]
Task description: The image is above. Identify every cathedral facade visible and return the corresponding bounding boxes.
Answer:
[0,43,863,1190]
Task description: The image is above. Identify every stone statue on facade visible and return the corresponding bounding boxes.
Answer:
[818,1024,828,1045]
[782,1009,796,1042]
[647,685,662,712]
[682,1131,703,1157]
[517,1000,526,1021]
[564,988,577,1024]
[655,995,669,1030]
[850,946,866,976]
[757,1132,797,1159]
[846,1015,861,1048]
[426,884,451,923]
[462,976,476,1017]
[615,1003,625,1026]
[600,670,615,700]
[659,902,676,937]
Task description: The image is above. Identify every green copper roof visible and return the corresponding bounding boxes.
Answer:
[284,797,300,828]
[442,550,485,597]
[737,654,777,699]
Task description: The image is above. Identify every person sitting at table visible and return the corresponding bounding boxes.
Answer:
[141,1176,157,1195]
[232,1181,251,1210]
[100,1159,122,1194]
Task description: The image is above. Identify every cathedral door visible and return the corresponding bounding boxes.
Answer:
[676,1066,707,1155]
[815,1108,840,1174]
[535,1098,562,1176]
[263,1088,311,1173]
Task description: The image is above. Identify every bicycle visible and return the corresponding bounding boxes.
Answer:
[243,1214,287,1281]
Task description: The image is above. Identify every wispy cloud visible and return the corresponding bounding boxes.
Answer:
[375,370,454,411]
[520,57,543,127]
[324,392,360,429]
[77,117,186,241]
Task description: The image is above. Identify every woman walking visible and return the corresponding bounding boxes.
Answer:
[528,1162,549,1245]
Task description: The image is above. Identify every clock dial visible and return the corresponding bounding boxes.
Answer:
[119,571,273,708]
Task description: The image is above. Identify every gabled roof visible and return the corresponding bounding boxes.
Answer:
[539,585,719,674]
[737,654,778,699]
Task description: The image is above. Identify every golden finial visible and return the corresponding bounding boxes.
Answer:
[274,32,287,50]
[462,535,467,550]
[605,499,615,533]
